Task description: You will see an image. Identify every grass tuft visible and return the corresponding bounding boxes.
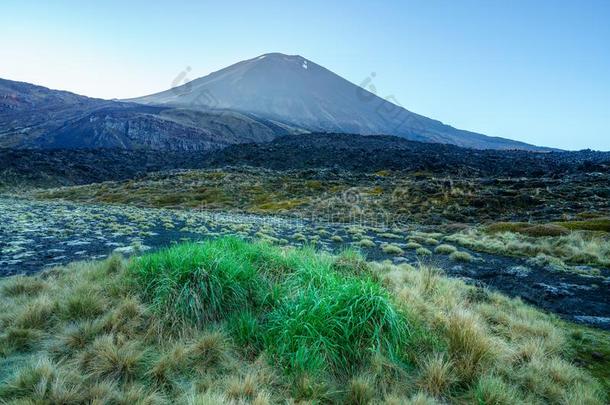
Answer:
[358,238,376,248]
[128,238,265,327]
[434,244,457,255]
[472,374,520,405]
[82,334,144,382]
[264,272,410,376]
[382,244,404,255]
[187,330,231,370]
[0,327,42,354]
[61,289,107,320]
[345,375,375,404]
[449,251,474,262]
[1,277,47,297]
[416,247,432,256]
[12,295,57,330]
[444,309,495,382]
[417,353,455,397]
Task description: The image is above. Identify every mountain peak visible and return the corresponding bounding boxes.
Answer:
[246,53,311,71]
[127,54,547,151]
[257,52,306,60]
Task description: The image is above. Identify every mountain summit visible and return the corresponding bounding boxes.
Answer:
[130,53,544,150]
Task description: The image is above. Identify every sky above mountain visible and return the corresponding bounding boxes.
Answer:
[1,0,609,150]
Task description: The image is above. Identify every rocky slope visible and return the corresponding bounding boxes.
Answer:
[0,78,299,150]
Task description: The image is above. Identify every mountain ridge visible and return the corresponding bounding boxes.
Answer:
[0,78,299,150]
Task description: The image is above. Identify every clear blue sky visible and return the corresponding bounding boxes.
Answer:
[1,0,609,150]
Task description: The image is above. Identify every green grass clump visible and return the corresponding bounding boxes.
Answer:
[416,247,432,256]
[128,238,266,327]
[265,273,409,376]
[554,218,610,232]
[434,244,457,255]
[382,244,404,256]
[449,251,474,262]
[130,238,411,379]
[358,238,376,248]
[486,222,570,237]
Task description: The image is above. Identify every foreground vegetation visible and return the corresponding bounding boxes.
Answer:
[0,238,607,403]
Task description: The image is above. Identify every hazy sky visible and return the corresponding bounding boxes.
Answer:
[1,1,609,150]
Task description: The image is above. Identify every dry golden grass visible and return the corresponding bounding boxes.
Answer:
[416,353,456,397]
[370,260,606,404]
[446,228,610,268]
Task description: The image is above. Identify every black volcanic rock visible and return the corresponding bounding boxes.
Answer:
[202,133,610,176]
[2,134,608,189]
[0,148,207,188]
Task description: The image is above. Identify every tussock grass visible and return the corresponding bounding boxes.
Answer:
[416,247,432,256]
[372,260,606,404]
[449,250,474,262]
[472,374,518,405]
[0,238,606,403]
[406,241,422,249]
[0,327,42,354]
[129,239,265,327]
[265,274,409,376]
[416,353,455,397]
[382,243,404,255]
[1,276,47,297]
[82,334,145,382]
[486,221,570,237]
[434,244,457,255]
[554,217,610,232]
[447,228,610,268]
[345,375,375,404]
[358,238,376,248]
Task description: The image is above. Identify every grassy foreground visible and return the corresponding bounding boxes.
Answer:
[0,238,607,404]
